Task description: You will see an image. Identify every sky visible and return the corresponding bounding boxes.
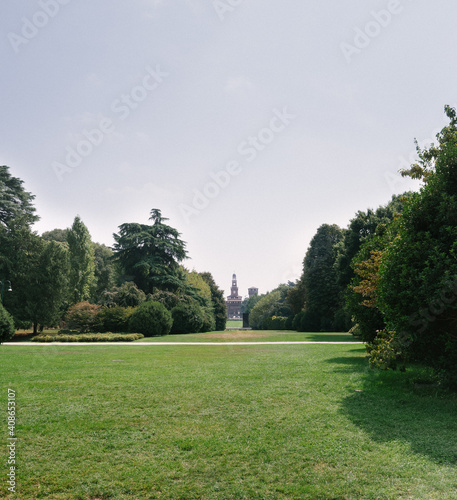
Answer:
[1,0,454,297]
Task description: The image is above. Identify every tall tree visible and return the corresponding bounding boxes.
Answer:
[23,241,70,333]
[113,209,188,294]
[92,243,117,302]
[0,165,38,229]
[200,272,227,331]
[67,216,96,304]
[298,224,344,331]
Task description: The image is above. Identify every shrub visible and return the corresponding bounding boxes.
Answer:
[128,301,172,337]
[171,303,205,334]
[0,305,15,343]
[98,306,135,333]
[65,301,102,333]
[366,330,403,371]
[270,316,289,330]
[32,333,144,342]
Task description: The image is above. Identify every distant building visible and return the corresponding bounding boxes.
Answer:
[248,287,258,298]
[226,274,242,319]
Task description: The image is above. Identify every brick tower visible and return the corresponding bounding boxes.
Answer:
[226,273,242,319]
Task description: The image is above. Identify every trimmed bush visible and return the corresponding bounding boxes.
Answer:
[32,333,144,342]
[171,303,205,334]
[98,306,135,333]
[65,301,102,333]
[128,301,172,337]
[0,305,15,343]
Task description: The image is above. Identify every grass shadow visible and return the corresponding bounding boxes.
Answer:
[328,355,457,464]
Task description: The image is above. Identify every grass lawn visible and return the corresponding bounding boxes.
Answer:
[226,320,243,328]
[135,330,358,343]
[1,341,457,499]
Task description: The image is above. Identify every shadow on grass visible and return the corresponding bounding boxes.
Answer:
[304,333,358,342]
[328,355,457,464]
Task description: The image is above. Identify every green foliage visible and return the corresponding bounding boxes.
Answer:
[98,306,135,333]
[67,216,96,304]
[296,224,344,331]
[365,330,403,371]
[241,293,261,316]
[249,284,294,330]
[292,311,306,332]
[92,243,117,302]
[148,290,188,310]
[200,272,227,331]
[23,240,70,332]
[65,301,102,333]
[171,302,205,334]
[0,165,38,229]
[0,303,15,343]
[128,301,173,337]
[261,316,290,330]
[113,209,188,294]
[334,194,411,291]
[377,105,457,387]
[100,281,146,308]
[185,269,212,303]
[32,333,144,342]
[249,291,280,329]
[41,228,69,243]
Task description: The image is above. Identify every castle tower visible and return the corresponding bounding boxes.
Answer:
[226,273,242,319]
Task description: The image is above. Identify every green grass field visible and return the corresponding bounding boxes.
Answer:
[135,330,358,343]
[226,319,243,328]
[1,336,457,499]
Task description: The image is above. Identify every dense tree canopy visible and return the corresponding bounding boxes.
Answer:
[378,106,457,385]
[296,224,345,331]
[0,165,38,229]
[113,209,188,294]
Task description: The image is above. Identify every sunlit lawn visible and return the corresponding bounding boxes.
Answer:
[1,340,457,499]
[136,330,358,343]
[226,319,243,328]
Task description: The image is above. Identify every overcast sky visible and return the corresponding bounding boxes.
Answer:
[2,0,453,296]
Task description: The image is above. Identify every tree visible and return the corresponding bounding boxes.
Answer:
[92,243,117,302]
[0,165,38,229]
[113,209,188,294]
[0,220,43,325]
[249,284,293,329]
[334,195,410,291]
[249,291,281,329]
[378,106,457,386]
[297,224,345,331]
[200,272,227,331]
[23,240,70,333]
[67,216,96,304]
[41,228,69,243]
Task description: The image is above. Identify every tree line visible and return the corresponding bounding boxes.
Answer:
[0,179,226,338]
[244,105,457,388]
